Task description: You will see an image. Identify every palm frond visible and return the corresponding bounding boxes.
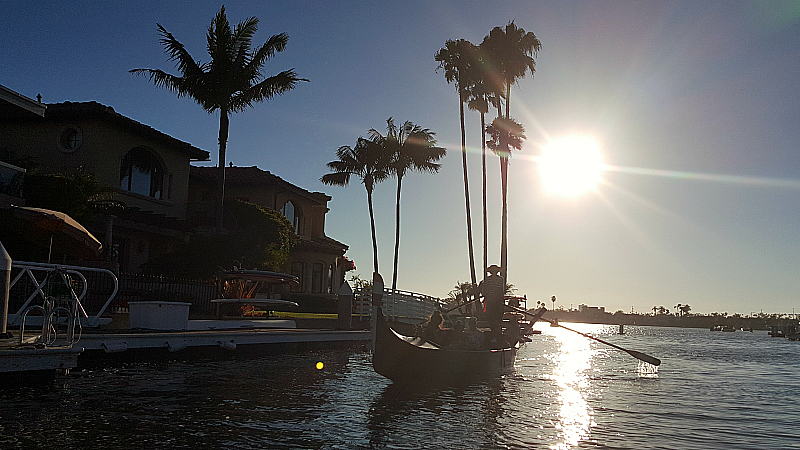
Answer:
[230,69,307,112]
[320,171,351,187]
[156,24,204,78]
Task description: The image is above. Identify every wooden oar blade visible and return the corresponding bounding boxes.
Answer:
[626,350,661,366]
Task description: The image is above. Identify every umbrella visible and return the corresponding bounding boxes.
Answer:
[11,206,102,262]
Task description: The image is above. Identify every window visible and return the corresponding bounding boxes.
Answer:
[58,126,83,153]
[290,261,304,293]
[281,200,304,235]
[311,262,324,293]
[119,147,164,199]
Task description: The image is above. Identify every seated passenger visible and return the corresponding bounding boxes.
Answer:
[465,317,485,350]
[422,311,444,345]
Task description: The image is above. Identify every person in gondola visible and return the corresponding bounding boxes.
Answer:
[479,264,506,348]
[422,310,444,345]
[465,316,485,350]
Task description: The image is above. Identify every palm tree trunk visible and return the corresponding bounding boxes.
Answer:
[480,111,487,275]
[391,174,403,292]
[500,82,511,280]
[215,110,230,235]
[500,156,508,281]
[459,91,477,292]
[367,187,379,275]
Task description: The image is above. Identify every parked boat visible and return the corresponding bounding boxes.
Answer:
[710,325,735,332]
[372,307,521,384]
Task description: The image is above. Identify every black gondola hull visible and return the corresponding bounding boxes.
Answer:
[372,308,517,384]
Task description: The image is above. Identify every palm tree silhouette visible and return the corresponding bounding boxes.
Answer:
[480,21,541,121]
[435,38,479,294]
[486,116,526,280]
[467,44,502,275]
[131,6,307,234]
[321,138,391,275]
[481,22,540,278]
[369,118,445,292]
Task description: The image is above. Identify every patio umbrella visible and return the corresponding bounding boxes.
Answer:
[11,206,102,262]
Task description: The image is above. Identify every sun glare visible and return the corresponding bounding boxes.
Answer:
[539,137,604,196]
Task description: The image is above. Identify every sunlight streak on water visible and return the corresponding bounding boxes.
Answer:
[548,325,597,449]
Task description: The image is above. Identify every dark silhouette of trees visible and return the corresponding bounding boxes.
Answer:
[435,38,479,294]
[480,22,541,280]
[321,138,391,275]
[131,6,306,234]
[368,118,445,292]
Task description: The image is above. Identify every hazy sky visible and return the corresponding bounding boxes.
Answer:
[3,1,800,315]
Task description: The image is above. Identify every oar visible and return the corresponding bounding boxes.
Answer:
[506,305,661,366]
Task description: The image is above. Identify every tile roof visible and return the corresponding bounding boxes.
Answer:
[191,165,331,203]
[41,101,210,161]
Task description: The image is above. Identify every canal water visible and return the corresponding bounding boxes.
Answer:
[1,324,799,449]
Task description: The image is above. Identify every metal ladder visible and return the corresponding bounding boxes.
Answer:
[18,268,80,348]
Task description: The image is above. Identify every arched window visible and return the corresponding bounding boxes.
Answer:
[311,262,324,293]
[120,147,164,199]
[281,200,304,235]
[290,261,304,293]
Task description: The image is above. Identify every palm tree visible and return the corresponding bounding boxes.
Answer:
[131,6,307,234]
[481,22,540,278]
[435,38,479,293]
[321,138,391,275]
[480,21,541,120]
[467,46,502,274]
[448,281,477,315]
[369,118,446,292]
[486,117,526,280]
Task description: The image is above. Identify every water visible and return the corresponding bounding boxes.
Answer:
[2,324,799,449]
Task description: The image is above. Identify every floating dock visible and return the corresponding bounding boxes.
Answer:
[1,321,370,377]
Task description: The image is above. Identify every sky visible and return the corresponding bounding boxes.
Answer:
[2,1,800,316]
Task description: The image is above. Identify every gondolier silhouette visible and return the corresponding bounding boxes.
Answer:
[479,264,505,347]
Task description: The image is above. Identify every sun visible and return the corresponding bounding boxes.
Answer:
[539,136,604,196]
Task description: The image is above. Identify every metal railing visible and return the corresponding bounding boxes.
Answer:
[18,268,80,348]
[8,261,118,327]
[353,288,444,324]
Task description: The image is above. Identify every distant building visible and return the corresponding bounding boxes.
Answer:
[578,304,605,314]
[189,165,351,295]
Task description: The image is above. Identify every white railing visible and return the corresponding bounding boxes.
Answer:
[353,288,444,324]
[8,261,118,327]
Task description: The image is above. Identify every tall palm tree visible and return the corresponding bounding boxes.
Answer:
[486,117,525,280]
[131,6,307,234]
[321,138,391,275]
[435,38,479,292]
[466,46,502,274]
[480,21,541,120]
[481,21,540,280]
[369,118,446,292]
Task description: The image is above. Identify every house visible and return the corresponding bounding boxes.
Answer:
[1,86,353,298]
[0,91,210,271]
[189,165,352,296]
[0,85,44,207]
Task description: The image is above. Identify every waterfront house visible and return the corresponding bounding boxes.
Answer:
[0,88,210,271]
[188,165,353,298]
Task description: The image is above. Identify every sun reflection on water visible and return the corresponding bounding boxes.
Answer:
[548,324,598,449]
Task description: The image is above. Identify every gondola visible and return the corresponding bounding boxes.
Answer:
[372,307,526,384]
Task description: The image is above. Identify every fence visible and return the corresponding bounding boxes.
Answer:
[8,263,218,324]
[353,288,444,324]
[114,273,217,314]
